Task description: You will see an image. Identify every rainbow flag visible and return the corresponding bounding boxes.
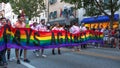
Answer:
[0,26,103,51]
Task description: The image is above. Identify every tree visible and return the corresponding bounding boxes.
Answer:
[0,0,9,3]
[9,0,45,20]
[61,0,120,28]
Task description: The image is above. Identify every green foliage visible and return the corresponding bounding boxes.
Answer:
[0,0,9,3]
[82,0,101,16]
[61,0,120,16]
[9,0,45,20]
[61,0,120,28]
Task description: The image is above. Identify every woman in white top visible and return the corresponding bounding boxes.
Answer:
[69,21,80,51]
[52,22,64,55]
[80,23,87,32]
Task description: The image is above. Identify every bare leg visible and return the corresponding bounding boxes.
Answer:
[23,49,30,63]
[52,48,55,55]
[15,49,19,60]
[20,49,23,58]
[58,48,61,54]
[7,49,11,60]
[41,49,44,55]
[24,49,27,60]
[41,49,47,57]
[15,49,20,64]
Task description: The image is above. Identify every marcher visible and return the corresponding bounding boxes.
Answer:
[114,27,120,49]
[52,22,64,55]
[36,19,48,57]
[80,23,87,49]
[30,22,40,57]
[109,28,115,48]
[118,28,120,49]
[31,22,38,31]
[100,25,104,32]
[80,23,87,31]
[0,17,9,68]
[103,27,109,46]
[5,19,13,62]
[14,15,30,64]
[70,21,80,51]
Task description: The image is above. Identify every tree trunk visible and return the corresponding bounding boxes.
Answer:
[109,16,114,28]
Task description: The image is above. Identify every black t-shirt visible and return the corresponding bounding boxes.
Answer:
[114,29,120,38]
[91,28,95,31]
[118,29,120,38]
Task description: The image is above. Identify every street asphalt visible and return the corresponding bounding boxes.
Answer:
[0,46,120,68]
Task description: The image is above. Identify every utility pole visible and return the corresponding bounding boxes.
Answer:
[47,0,49,23]
[75,3,77,18]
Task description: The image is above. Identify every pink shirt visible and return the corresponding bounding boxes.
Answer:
[37,24,48,31]
[15,21,26,28]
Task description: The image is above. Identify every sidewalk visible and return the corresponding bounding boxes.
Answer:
[61,47,120,61]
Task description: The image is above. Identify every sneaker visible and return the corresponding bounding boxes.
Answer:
[17,60,21,64]
[95,47,97,48]
[52,50,56,55]
[3,66,7,68]
[8,59,13,62]
[3,63,7,68]
[58,52,61,55]
[72,49,75,52]
[33,51,40,56]
[77,49,81,52]
[20,56,24,59]
[35,52,39,57]
[58,50,61,55]
[42,54,47,58]
[24,59,30,63]
[0,61,4,66]
[52,52,56,55]
[98,47,100,48]
[33,51,36,53]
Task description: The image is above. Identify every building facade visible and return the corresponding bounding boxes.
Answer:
[45,0,77,25]
[44,0,120,25]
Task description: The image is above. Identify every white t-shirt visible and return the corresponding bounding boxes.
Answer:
[31,26,38,31]
[100,28,104,32]
[70,25,80,34]
[52,27,64,31]
[0,23,3,28]
[80,26,87,31]
[52,27,60,31]
[59,27,64,31]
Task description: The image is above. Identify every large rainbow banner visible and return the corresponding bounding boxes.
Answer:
[0,25,103,51]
